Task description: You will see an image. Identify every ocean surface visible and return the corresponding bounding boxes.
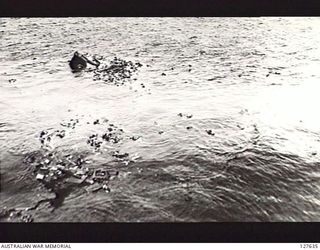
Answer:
[1,17,320,222]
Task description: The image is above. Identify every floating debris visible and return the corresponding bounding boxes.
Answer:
[205,129,215,136]
[3,209,34,223]
[101,132,121,144]
[8,79,16,83]
[112,151,129,159]
[60,118,79,129]
[177,113,193,119]
[91,168,110,183]
[24,150,117,200]
[36,173,45,180]
[55,130,66,138]
[87,134,102,149]
[130,135,141,141]
[19,115,144,217]
[237,124,245,130]
[102,184,111,193]
[92,57,142,85]
[69,52,88,72]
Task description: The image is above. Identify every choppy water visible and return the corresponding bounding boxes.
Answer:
[1,17,320,222]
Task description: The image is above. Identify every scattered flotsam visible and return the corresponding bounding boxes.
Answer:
[0,116,144,222]
[91,57,142,86]
[205,129,215,136]
[177,113,193,119]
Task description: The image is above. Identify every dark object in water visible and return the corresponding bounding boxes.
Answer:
[205,129,215,136]
[178,113,193,119]
[69,52,87,72]
[130,135,140,141]
[69,52,100,72]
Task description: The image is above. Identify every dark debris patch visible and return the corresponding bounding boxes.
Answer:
[205,129,215,136]
[130,135,141,141]
[87,134,102,149]
[8,79,17,83]
[112,151,132,166]
[93,119,100,125]
[55,130,66,138]
[91,57,142,86]
[84,119,140,165]
[60,118,79,129]
[39,118,81,146]
[177,113,193,119]
[100,124,125,145]
[112,151,129,159]
[39,130,50,145]
[19,150,119,214]
[237,124,245,130]
[5,116,143,221]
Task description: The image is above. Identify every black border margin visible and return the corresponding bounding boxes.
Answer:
[0,0,320,17]
[0,223,319,242]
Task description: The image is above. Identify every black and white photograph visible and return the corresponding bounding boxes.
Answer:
[1,16,320,225]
